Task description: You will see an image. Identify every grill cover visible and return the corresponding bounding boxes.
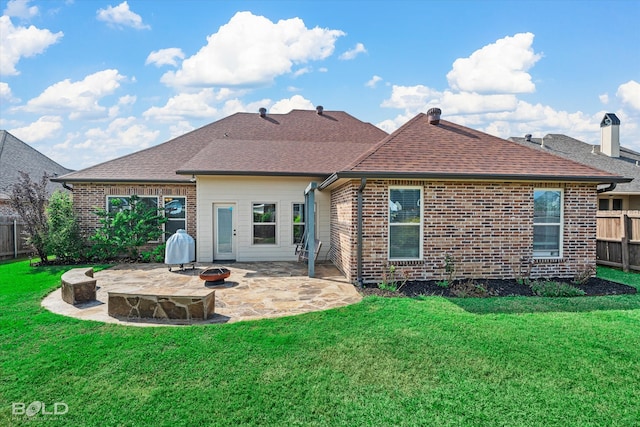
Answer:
[164,229,195,264]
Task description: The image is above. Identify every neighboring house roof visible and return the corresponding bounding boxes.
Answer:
[55,110,388,183]
[321,113,629,187]
[508,134,640,194]
[0,130,73,199]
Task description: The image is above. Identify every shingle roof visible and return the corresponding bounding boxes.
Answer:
[0,130,72,198]
[509,134,640,193]
[330,113,628,182]
[55,110,388,182]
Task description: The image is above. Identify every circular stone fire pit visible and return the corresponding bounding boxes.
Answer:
[199,267,231,284]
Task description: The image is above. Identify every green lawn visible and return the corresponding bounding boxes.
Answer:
[1,260,639,426]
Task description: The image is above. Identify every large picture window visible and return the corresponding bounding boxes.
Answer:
[107,196,158,213]
[389,187,422,260]
[253,203,277,244]
[533,189,563,258]
[164,196,186,237]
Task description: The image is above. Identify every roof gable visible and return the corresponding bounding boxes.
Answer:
[342,113,626,182]
[56,110,388,182]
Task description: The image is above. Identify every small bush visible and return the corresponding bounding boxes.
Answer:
[378,265,408,292]
[46,190,85,262]
[140,244,166,263]
[529,280,586,297]
[450,280,496,298]
[573,264,596,286]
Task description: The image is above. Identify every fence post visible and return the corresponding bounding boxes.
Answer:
[13,219,18,259]
[621,213,630,272]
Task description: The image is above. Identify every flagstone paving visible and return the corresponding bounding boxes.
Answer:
[41,262,362,326]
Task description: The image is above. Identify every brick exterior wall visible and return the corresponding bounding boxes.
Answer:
[72,183,197,243]
[330,179,597,284]
[0,199,18,218]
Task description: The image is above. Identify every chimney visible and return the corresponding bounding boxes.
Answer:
[259,107,267,118]
[525,134,532,142]
[426,107,441,125]
[600,113,620,157]
[316,105,324,115]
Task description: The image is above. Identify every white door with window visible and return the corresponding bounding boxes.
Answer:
[213,203,236,260]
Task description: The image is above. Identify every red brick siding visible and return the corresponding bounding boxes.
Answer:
[331,179,597,284]
[72,183,197,240]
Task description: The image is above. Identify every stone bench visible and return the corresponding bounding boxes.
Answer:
[61,267,97,305]
[108,288,215,321]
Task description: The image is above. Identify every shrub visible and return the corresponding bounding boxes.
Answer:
[90,195,167,261]
[378,264,408,292]
[450,280,496,298]
[437,254,456,288]
[9,172,50,261]
[46,190,85,262]
[573,264,596,286]
[140,244,166,263]
[529,280,586,297]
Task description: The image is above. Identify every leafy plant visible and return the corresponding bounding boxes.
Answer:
[9,172,50,262]
[140,243,166,263]
[514,255,533,285]
[378,264,408,292]
[46,190,85,262]
[90,195,167,260]
[529,280,586,297]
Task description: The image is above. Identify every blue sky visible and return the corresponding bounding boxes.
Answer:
[1,0,639,171]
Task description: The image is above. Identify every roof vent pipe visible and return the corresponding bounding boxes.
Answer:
[316,105,324,115]
[525,134,532,142]
[259,107,267,118]
[426,107,441,125]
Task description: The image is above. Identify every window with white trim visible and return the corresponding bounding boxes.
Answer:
[292,203,305,244]
[389,187,422,260]
[533,189,563,258]
[164,196,186,237]
[253,203,277,244]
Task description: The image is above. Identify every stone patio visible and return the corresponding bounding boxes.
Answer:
[41,262,362,326]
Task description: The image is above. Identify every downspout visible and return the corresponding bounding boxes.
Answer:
[62,182,73,192]
[597,182,617,194]
[357,177,367,287]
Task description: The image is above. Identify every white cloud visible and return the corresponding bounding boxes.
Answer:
[339,42,367,60]
[599,93,609,105]
[96,1,150,30]
[0,15,63,75]
[293,67,311,77]
[143,88,227,122]
[78,117,159,155]
[446,32,542,94]
[169,121,195,139]
[270,95,314,113]
[146,48,185,67]
[160,11,345,88]
[617,80,640,110]
[3,0,38,19]
[318,67,328,73]
[287,86,301,92]
[21,69,125,119]
[9,115,62,142]
[366,75,383,88]
[0,82,19,102]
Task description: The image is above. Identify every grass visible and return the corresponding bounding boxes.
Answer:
[1,260,639,426]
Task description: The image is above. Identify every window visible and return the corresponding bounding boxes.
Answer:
[164,196,186,237]
[107,196,158,213]
[612,198,623,211]
[599,199,609,211]
[533,189,563,258]
[253,203,276,244]
[293,203,305,244]
[389,187,422,260]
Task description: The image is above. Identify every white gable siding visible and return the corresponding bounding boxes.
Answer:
[196,176,330,262]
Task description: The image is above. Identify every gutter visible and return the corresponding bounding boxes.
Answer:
[597,182,617,194]
[357,177,367,287]
[62,182,73,192]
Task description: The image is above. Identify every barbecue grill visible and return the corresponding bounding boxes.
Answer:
[165,229,195,271]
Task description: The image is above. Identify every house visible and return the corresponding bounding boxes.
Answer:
[509,113,640,211]
[0,130,73,218]
[53,107,629,284]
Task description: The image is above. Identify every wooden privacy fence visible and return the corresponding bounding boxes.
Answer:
[596,211,640,272]
[0,218,31,260]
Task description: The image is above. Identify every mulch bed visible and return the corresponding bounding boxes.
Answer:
[360,277,638,298]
